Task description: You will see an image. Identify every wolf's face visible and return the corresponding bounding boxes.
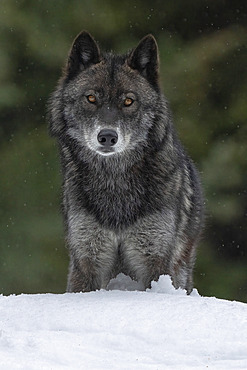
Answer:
[51,32,167,160]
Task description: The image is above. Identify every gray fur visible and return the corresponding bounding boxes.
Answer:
[48,31,204,294]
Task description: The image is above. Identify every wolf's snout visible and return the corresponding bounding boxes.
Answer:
[97,129,118,146]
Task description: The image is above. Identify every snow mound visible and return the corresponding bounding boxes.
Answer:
[1,274,247,369]
[107,272,145,291]
[148,274,200,296]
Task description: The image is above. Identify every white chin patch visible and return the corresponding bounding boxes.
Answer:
[96,149,116,156]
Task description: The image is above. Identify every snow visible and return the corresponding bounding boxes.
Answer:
[1,274,247,369]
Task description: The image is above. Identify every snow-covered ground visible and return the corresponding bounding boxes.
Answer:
[0,274,247,369]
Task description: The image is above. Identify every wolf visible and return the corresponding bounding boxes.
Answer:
[48,31,204,294]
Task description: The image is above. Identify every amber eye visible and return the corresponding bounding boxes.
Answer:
[87,95,96,103]
[124,97,134,107]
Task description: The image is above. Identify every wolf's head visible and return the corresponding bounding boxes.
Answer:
[49,32,170,162]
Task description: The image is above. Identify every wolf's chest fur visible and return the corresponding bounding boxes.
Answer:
[69,156,158,229]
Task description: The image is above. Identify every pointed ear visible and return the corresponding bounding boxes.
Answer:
[128,35,159,87]
[66,31,100,78]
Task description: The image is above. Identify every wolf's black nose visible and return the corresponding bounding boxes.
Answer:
[97,129,118,146]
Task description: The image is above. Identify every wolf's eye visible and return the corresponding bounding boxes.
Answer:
[87,95,97,103]
[124,97,134,107]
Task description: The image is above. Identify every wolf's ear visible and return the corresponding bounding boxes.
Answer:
[128,35,159,87]
[66,31,100,78]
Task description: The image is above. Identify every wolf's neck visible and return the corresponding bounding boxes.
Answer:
[61,146,154,229]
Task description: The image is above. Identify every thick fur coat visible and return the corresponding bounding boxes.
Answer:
[48,31,204,293]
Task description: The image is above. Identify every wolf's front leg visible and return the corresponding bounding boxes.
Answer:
[67,257,99,292]
[167,237,197,294]
[66,213,118,292]
[122,211,175,289]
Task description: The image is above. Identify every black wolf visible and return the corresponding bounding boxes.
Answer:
[48,31,204,294]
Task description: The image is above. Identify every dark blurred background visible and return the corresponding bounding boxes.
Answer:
[0,0,246,301]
